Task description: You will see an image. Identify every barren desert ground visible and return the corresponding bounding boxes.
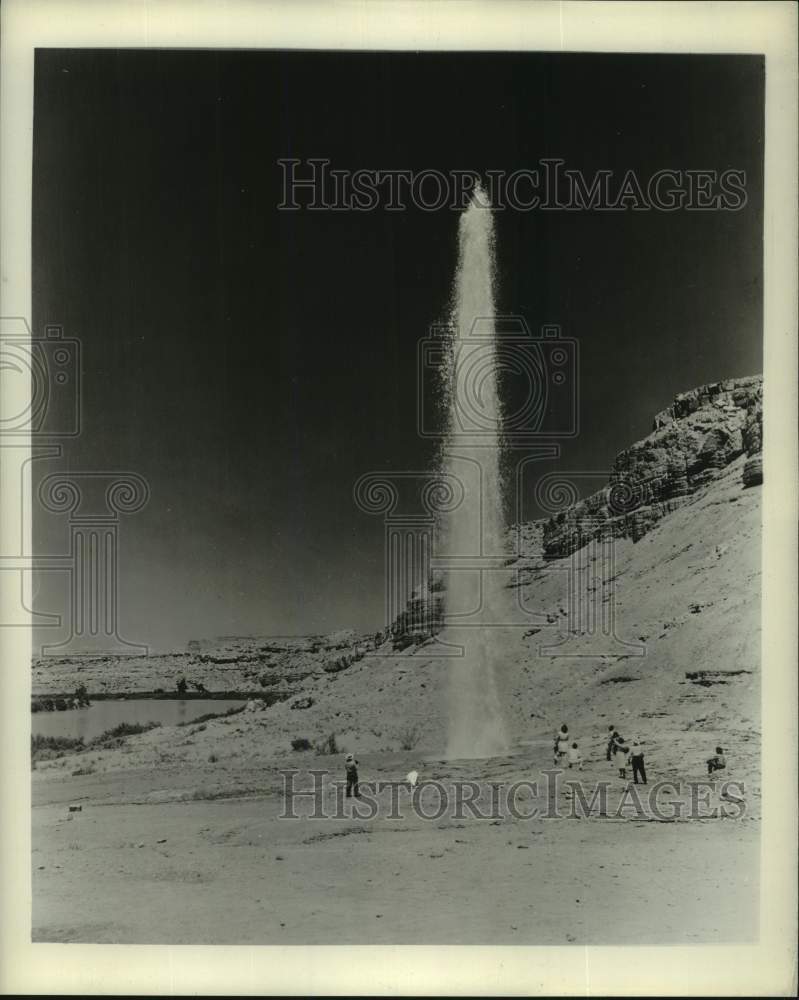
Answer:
[32,742,758,945]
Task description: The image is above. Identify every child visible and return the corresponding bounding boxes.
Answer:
[554,724,569,766]
[617,743,630,779]
[630,739,647,784]
[606,724,624,762]
[707,746,726,776]
[567,742,583,770]
[344,752,361,798]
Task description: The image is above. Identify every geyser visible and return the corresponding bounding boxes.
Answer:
[441,186,511,759]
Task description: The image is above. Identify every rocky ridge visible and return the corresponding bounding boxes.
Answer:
[542,375,762,559]
[32,630,376,699]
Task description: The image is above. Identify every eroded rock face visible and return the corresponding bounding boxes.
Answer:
[743,395,763,456]
[386,376,763,626]
[743,454,763,488]
[741,392,763,487]
[390,590,444,646]
[544,375,763,559]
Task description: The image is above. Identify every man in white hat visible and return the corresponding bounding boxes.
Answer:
[344,753,360,798]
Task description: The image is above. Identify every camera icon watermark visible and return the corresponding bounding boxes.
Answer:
[417,315,579,443]
[1,317,149,655]
[0,318,81,438]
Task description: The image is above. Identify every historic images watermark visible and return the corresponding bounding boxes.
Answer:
[278,159,749,212]
[353,312,645,656]
[0,316,149,655]
[279,769,748,822]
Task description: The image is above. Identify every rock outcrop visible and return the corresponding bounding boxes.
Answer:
[743,453,763,487]
[543,375,762,559]
[389,576,445,648]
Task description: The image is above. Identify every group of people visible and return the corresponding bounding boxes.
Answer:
[341,730,728,795]
[553,724,642,777]
[552,723,727,783]
[604,726,647,783]
[552,724,584,771]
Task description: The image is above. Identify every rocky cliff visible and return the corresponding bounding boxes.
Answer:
[543,375,762,559]
[387,376,763,631]
[33,373,762,787]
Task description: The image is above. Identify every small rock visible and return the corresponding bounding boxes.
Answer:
[157,838,167,844]
[275,855,284,861]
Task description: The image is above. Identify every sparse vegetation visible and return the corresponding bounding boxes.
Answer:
[32,687,90,713]
[31,721,163,761]
[31,734,84,759]
[92,721,162,743]
[315,732,339,756]
[398,724,421,750]
[177,705,244,726]
[208,753,219,763]
[291,737,312,752]
[189,785,263,801]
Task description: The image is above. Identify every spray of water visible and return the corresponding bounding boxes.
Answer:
[441,185,511,759]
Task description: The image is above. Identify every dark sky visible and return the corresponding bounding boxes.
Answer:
[32,50,764,651]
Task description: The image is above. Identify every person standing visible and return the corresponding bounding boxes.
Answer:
[707,746,726,776]
[630,739,647,784]
[344,753,361,798]
[606,724,624,762]
[617,742,630,779]
[554,724,570,766]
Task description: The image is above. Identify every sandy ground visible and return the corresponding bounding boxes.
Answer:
[32,744,759,945]
[30,454,761,945]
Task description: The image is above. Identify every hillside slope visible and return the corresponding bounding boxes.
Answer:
[33,378,762,796]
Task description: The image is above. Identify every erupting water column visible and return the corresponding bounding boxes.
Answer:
[442,186,511,759]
